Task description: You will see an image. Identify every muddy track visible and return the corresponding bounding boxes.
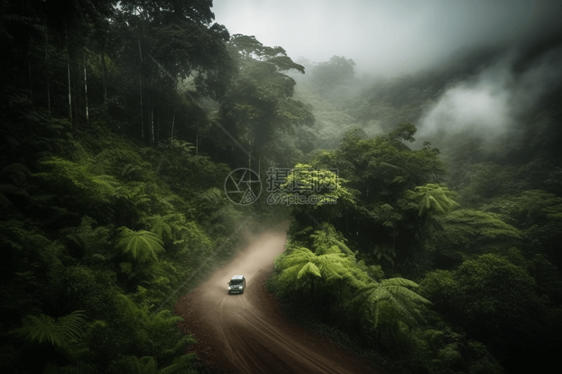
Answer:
[175,223,383,373]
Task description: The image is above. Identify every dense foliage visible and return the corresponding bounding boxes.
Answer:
[270,53,562,373]
[0,1,283,372]
[2,1,562,373]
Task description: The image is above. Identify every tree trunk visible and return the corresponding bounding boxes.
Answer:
[45,30,51,118]
[101,51,108,104]
[156,108,159,144]
[137,37,143,62]
[83,51,89,122]
[138,32,144,141]
[66,30,72,125]
[150,106,154,147]
[171,109,176,140]
[75,52,80,126]
[139,71,144,140]
[156,97,160,144]
[28,38,33,104]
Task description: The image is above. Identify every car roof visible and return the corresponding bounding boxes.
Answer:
[231,275,244,279]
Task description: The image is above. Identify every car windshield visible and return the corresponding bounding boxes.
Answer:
[230,279,243,284]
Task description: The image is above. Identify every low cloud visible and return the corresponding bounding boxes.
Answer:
[418,46,562,144]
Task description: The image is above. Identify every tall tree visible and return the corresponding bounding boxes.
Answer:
[218,34,314,167]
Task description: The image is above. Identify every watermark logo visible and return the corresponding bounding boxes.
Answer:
[266,192,337,206]
[224,168,262,206]
[266,167,339,193]
[223,167,340,206]
[266,167,339,206]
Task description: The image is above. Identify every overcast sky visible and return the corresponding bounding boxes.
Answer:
[212,0,562,77]
[211,0,562,149]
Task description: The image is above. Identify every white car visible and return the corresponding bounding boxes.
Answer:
[227,275,246,294]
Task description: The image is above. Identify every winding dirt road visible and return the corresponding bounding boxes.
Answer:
[175,223,383,373]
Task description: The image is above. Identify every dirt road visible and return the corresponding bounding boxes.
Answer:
[174,223,383,373]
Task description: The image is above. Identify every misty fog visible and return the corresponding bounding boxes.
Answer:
[214,0,562,155]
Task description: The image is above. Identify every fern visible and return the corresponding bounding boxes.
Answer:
[91,174,120,195]
[406,183,460,216]
[297,262,322,279]
[113,183,151,207]
[116,227,165,262]
[10,310,87,349]
[62,216,112,262]
[120,163,141,178]
[141,214,173,240]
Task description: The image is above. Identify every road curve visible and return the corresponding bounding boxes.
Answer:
[175,223,382,373]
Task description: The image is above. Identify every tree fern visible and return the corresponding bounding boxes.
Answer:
[434,209,521,256]
[63,216,112,262]
[277,246,353,298]
[10,310,87,349]
[349,278,430,328]
[120,163,142,180]
[113,183,151,208]
[91,174,120,195]
[116,227,165,262]
[142,214,173,240]
[198,187,223,206]
[406,183,459,216]
[154,194,177,212]
[297,261,322,279]
[310,223,356,258]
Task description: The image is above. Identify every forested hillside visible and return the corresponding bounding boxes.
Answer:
[0,1,290,372]
[2,1,562,373]
[271,40,562,373]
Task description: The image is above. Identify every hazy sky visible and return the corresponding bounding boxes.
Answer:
[212,0,562,77]
[212,1,562,149]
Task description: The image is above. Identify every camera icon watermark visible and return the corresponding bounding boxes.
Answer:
[224,168,262,206]
[223,167,340,206]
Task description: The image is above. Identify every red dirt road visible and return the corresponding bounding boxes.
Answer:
[175,223,383,373]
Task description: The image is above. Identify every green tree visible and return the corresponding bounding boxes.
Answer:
[431,209,521,269]
[481,190,562,268]
[309,55,356,98]
[219,34,314,167]
[310,124,448,276]
[420,254,550,364]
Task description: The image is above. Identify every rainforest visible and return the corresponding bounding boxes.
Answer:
[2,1,562,373]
